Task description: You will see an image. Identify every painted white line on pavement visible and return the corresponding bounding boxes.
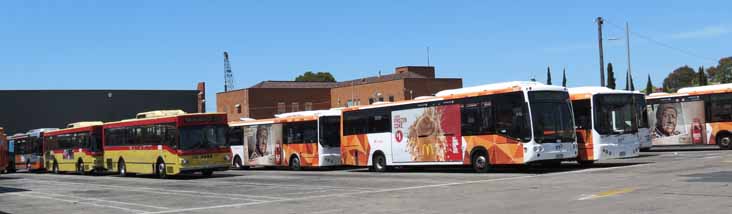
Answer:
[142,163,657,214]
[6,192,147,213]
[38,190,171,210]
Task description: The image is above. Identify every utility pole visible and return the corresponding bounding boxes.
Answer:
[596,17,605,87]
[426,46,431,66]
[625,22,633,90]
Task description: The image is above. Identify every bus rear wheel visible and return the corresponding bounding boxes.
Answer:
[370,153,387,172]
[718,134,731,150]
[118,160,128,177]
[156,159,167,179]
[472,151,491,173]
[52,161,59,174]
[77,161,86,175]
[290,156,302,171]
[202,170,214,177]
[578,160,595,166]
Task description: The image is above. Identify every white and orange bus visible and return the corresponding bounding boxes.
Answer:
[0,128,8,173]
[569,87,641,165]
[341,81,578,172]
[228,109,342,170]
[635,93,653,151]
[646,84,732,149]
[12,128,58,172]
[44,122,104,174]
[103,110,231,178]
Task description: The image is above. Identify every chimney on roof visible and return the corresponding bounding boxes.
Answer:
[395,66,435,78]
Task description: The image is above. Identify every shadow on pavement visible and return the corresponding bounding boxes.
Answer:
[681,171,732,183]
[0,186,30,194]
[347,162,651,174]
[647,145,724,152]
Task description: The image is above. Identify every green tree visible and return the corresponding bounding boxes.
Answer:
[708,57,732,83]
[562,68,567,87]
[295,71,336,82]
[546,66,552,85]
[644,74,654,95]
[607,63,616,89]
[698,66,708,86]
[663,65,696,92]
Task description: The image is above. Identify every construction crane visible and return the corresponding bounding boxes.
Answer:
[224,51,235,92]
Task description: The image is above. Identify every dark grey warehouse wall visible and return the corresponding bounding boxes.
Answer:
[0,90,198,134]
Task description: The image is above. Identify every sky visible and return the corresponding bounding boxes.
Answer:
[2,1,730,112]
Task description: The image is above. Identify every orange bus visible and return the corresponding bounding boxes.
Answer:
[44,122,104,174]
[0,128,8,173]
[647,84,732,149]
[103,110,230,178]
[11,128,58,172]
[341,81,578,172]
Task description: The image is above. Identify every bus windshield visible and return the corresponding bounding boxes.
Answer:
[180,125,228,150]
[529,91,576,143]
[594,94,637,135]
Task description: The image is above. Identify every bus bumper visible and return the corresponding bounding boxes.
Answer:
[524,142,578,163]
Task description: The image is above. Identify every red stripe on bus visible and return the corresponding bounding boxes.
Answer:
[103,145,230,156]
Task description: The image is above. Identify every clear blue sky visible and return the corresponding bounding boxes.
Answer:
[2,1,730,112]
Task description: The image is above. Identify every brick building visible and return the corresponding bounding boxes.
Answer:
[216,66,462,121]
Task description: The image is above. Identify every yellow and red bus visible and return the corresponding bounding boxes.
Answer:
[103,110,230,178]
[228,109,342,170]
[43,122,104,174]
[12,128,58,172]
[341,81,578,172]
[647,83,732,149]
[569,87,641,165]
[0,128,8,173]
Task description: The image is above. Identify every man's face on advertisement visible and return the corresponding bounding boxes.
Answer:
[660,108,677,135]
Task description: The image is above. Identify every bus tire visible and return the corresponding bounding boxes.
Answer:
[718,134,731,149]
[52,161,59,174]
[26,161,32,172]
[202,170,214,177]
[118,159,128,177]
[76,160,85,175]
[289,155,302,171]
[640,148,652,152]
[471,150,491,173]
[233,156,244,169]
[370,152,387,172]
[156,159,167,179]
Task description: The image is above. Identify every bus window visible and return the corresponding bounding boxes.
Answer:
[460,100,494,136]
[594,94,637,135]
[228,127,244,146]
[284,121,317,144]
[495,92,531,141]
[635,95,650,129]
[529,91,575,143]
[709,93,732,122]
[319,116,341,148]
[179,125,227,150]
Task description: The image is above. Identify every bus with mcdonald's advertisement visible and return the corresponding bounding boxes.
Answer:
[341,81,578,172]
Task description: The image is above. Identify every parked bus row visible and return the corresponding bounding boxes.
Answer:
[3,82,729,176]
[2,111,230,178]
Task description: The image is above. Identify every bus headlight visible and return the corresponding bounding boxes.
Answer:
[181,159,189,165]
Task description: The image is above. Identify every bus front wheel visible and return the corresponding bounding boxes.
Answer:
[118,160,128,177]
[156,159,167,179]
[472,151,491,173]
[370,153,387,172]
[718,134,731,150]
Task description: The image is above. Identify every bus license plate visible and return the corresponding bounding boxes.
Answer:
[619,152,626,157]
[555,154,564,159]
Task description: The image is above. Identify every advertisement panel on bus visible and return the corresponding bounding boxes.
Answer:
[648,98,709,146]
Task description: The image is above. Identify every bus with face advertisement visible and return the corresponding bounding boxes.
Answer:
[341,81,578,172]
[228,110,342,170]
[646,83,732,149]
[43,122,104,174]
[103,110,230,178]
[568,87,641,165]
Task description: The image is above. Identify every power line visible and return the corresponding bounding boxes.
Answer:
[604,20,718,64]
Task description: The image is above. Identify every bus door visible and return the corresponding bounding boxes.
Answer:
[391,104,463,163]
[318,116,342,166]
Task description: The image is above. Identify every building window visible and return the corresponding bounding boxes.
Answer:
[291,102,299,112]
[389,96,395,102]
[235,104,242,114]
[369,98,374,104]
[378,97,384,102]
[304,102,313,111]
[277,102,286,114]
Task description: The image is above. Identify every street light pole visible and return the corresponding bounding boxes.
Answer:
[597,17,606,87]
[625,22,633,90]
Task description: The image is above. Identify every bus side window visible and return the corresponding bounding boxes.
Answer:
[710,93,732,122]
[494,92,531,140]
[572,100,591,129]
[461,100,494,136]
